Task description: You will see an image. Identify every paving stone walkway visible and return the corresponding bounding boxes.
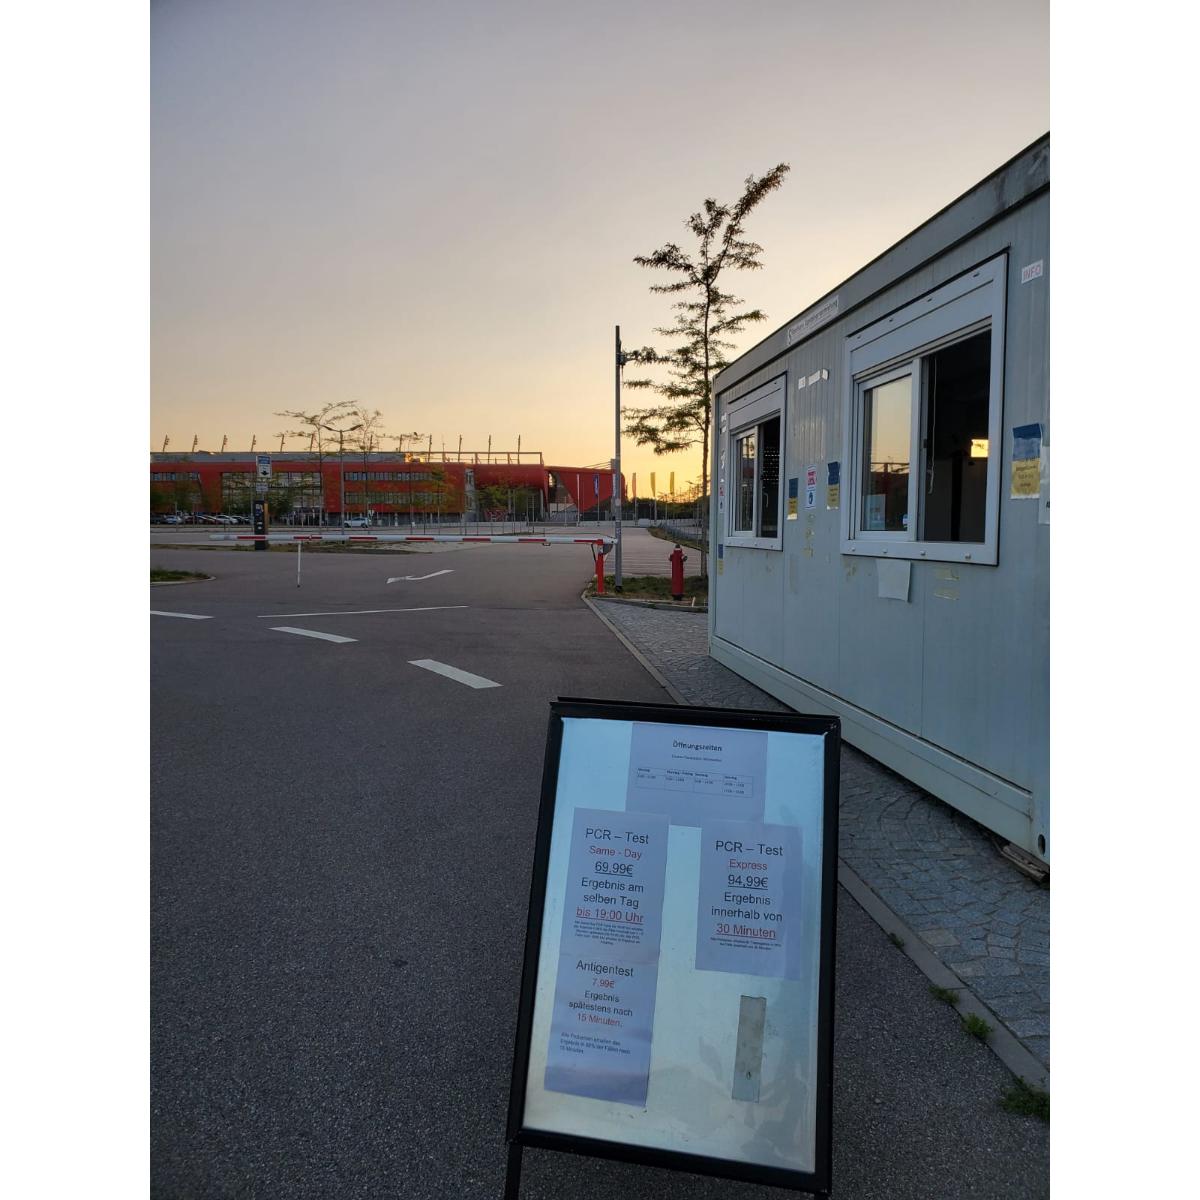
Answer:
[591,599,1050,1071]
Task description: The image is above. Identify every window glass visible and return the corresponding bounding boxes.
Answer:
[921,331,990,543]
[735,431,757,532]
[861,375,912,532]
[758,416,781,538]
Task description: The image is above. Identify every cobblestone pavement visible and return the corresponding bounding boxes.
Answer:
[591,599,1050,1071]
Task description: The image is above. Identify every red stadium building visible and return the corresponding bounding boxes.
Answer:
[150,451,625,524]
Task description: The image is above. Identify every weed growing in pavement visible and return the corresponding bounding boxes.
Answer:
[929,984,961,1005]
[962,1012,993,1041]
[1000,1077,1049,1121]
[887,931,906,949]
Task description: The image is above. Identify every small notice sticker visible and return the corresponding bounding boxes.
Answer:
[1011,423,1042,499]
[1021,260,1044,284]
[826,461,840,510]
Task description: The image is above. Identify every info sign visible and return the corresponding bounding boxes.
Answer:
[506,700,840,1195]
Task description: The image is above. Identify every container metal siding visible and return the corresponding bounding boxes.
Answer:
[711,155,1049,854]
[917,205,1048,791]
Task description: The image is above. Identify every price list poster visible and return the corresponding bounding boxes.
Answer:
[509,701,839,1195]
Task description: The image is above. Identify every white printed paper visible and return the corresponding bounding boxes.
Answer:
[696,820,804,979]
[625,722,767,826]
[544,808,669,1106]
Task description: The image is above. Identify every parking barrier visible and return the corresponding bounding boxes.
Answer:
[207,532,615,592]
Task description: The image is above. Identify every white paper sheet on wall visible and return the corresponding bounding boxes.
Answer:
[876,559,911,602]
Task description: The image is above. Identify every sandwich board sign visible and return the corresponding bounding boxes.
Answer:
[506,698,839,1195]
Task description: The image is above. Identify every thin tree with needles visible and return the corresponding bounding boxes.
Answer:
[623,164,790,569]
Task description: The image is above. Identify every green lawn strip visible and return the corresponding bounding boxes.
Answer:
[587,574,708,603]
[150,569,210,582]
[1000,1077,1050,1121]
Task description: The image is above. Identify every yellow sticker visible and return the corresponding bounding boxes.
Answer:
[826,484,840,510]
[1011,458,1039,498]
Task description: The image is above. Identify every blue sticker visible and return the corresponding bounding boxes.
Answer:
[788,478,799,499]
[1012,424,1042,462]
[827,461,840,486]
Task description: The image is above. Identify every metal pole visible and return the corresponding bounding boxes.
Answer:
[614,325,623,592]
[339,431,346,526]
[297,537,302,587]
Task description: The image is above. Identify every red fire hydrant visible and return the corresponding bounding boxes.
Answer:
[669,544,687,601]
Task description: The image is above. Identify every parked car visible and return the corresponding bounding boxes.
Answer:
[162,514,185,524]
[343,517,372,528]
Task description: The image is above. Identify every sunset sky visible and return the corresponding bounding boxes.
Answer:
[151,0,1048,494]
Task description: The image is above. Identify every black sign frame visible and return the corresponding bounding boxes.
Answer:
[505,697,840,1196]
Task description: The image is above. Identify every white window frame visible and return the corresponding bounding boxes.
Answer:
[723,374,785,551]
[841,254,1007,565]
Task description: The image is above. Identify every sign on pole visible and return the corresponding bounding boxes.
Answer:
[255,453,272,495]
[506,699,840,1195]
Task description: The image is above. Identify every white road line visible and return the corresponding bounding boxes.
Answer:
[270,626,357,644]
[386,569,454,583]
[150,610,212,620]
[255,605,468,618]
[408,659,501,689]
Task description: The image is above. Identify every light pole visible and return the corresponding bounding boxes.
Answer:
[316,414,363,526]
[614,325,627,592]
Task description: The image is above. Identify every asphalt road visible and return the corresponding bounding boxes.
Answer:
[151,544,1047,1198]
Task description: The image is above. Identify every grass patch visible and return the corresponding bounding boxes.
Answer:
[1000,1077,1050,1122]
[645,526,707,554]
[929,984,961,1005]
[887,931,906,949]
[961,1012,993,1041]
[151,568,209,582]
[589,574,708,604]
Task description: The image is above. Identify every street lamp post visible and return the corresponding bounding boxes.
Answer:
[614,325,626,592]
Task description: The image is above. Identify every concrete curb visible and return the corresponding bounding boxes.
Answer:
[581,592,687,705]
[839,863,1049,1091]
[150,576,214,586]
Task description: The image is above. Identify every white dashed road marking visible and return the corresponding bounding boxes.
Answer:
[408,659,501,689]
[386,569,454,583]
[256,606,467,618]
[270,626,357,644]
[150,611,212,620]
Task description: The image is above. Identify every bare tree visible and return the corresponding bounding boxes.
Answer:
[347,406,388,522]
[274,400,357,526]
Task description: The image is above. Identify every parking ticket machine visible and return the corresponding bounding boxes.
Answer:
[252,499,269,550]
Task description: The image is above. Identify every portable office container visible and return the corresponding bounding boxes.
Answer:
[709,136,1049,861]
